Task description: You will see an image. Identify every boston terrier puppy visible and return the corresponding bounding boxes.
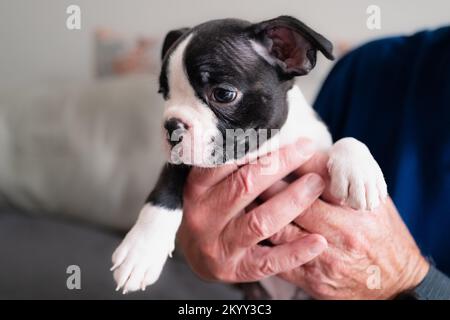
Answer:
[111,16,387,294]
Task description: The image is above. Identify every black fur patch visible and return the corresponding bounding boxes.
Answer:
[183,19,293,161]
[146,163,190,209]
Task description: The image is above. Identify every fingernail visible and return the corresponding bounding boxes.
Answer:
[306,174,325,196]
[309,237,327,255]
[295,139,315,157]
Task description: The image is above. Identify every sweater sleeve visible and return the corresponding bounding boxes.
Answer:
[411,265,450,300]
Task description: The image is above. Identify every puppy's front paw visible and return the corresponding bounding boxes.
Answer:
[111,205,182,293]
[327,138,388,211]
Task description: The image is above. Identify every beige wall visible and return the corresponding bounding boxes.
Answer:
[0,0,449,98]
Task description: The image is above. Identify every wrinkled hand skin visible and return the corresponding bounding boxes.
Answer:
[263,153,429,300]
[179,141,429,299]
[178,139,329,283]
[270,197,429,299]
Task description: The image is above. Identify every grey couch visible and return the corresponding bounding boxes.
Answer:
[0,206,241,299]
[0,76,242,299]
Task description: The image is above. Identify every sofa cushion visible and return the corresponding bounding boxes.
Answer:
[0,207,242,299]
[0,75,166,230]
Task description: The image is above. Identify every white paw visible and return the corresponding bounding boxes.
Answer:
[111,205,182,294]
[327,138,388,211]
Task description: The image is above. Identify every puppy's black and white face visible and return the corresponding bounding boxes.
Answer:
[158,16,333,166]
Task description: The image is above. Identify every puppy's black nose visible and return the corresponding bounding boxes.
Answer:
[164,118,186,147]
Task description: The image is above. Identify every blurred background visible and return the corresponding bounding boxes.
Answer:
[0,0,448,299]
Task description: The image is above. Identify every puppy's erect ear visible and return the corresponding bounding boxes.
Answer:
[161,28,190,60]
[251,16,334,77]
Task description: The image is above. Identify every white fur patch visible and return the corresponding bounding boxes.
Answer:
[163,34,221,166]
[111,204,182,293]
[327,137,388,210]
[282,86,332,150]
[260,277,300,299]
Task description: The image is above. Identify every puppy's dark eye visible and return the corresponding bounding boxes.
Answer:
[211,87,237,103]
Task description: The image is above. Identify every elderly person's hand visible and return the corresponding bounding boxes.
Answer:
[270,196,429,299]
[178,139,328,282]
[179,139,429,299]
[261,153,430,299]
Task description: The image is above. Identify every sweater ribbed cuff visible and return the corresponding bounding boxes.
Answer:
[412,265,450,300]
